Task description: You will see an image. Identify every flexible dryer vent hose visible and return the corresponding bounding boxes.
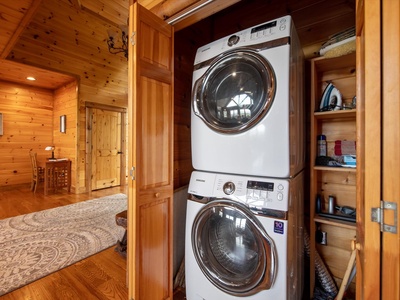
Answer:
[304,230,338,296]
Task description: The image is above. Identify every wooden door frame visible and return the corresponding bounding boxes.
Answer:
[85,101,127,192]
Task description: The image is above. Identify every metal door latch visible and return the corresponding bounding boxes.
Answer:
[371,201,397,233]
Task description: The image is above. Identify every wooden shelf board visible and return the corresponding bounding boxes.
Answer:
[314,216,356,229]
[313,52,357,71]
[314,109,356,119]
[313,165,357,172]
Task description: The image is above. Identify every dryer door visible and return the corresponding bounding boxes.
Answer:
[192,199,277,296]
[193,49,276,133]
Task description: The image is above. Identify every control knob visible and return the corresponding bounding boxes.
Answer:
[223,181,235,195]
[227,35,240,46]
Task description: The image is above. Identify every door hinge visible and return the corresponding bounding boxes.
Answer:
[371,201,397,233]
[130,32,136,46]
[130,167,135,181]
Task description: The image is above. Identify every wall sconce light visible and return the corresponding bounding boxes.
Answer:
[60,115,66,133]
[107,25,128,60]
[45,146,55,159]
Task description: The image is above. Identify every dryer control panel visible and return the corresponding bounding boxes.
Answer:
[193,15,292,65]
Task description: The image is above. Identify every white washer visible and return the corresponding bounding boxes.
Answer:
[185,171,304,300]
[191,15,304,178]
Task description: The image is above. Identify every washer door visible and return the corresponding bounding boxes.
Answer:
[192,199,277,296]
[193,49,276,133]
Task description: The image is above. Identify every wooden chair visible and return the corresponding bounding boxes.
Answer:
[29,152,43,193]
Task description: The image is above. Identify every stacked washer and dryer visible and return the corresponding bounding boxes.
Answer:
[185,15,305,300]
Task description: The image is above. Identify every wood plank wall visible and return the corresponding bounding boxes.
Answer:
[53,80,78,191]
[0,81,53,186]
[0,80,78,190]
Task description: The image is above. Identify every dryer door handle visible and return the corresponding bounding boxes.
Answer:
[192,78,202,117]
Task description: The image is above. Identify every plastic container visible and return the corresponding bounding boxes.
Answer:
[317,135,327,156]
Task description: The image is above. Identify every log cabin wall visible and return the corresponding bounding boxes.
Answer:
[0,80,53,186]
[7,0,128,193]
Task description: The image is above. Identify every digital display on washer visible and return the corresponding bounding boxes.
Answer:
[247,180,274,191]
[251,21,277,34]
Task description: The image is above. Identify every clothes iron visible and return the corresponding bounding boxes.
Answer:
[319,82,342,111]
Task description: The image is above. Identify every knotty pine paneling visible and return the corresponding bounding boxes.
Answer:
[0,79,78,190]
[53,80,78,192]
[0,81,53,186]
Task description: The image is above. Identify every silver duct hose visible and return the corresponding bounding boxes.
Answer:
[304,230,338,297]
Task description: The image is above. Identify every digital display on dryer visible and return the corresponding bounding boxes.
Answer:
[251,21,277,33]
[247,180,274,191]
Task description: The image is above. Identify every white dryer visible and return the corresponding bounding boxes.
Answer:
[185,170,304,300]
[191,15,304,178]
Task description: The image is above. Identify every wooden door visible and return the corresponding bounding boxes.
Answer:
[91,108,122,190]
[357,0,400,298]
[127,2,174,300]
[381,0,400,298]
[355,0,381,299]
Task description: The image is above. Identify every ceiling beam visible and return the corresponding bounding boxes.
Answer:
[1,0,43,59]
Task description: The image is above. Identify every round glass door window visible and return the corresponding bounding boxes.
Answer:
[193,50,276,133]
[192,200,276,296]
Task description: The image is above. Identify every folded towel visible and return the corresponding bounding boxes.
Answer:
[334,140,356,156]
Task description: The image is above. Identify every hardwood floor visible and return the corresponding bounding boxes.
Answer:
[0,184,129,300]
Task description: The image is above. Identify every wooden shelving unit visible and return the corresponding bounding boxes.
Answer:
[309,52,357,297]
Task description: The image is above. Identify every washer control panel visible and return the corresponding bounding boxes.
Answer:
[214,173,288,211]
[188,171,290,211]
[245,180,286,208]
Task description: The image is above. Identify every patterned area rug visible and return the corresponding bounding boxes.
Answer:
[0,193,127,296]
